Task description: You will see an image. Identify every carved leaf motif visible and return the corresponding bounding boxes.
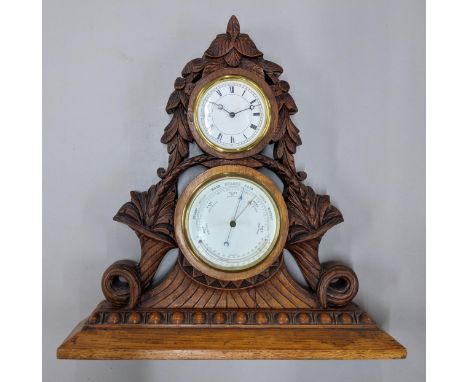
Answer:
[287,184,343,244]
[204,15,262,63]
[286,187,311,234]
[226,15,240,39]
[224,48,242,67]
[276,92,298,114]
[202,60,226,76]
[273,113,302,179]
[205,35,233,58]
[182,58,205,77]
[161,106,193,175]
[184,82,196,98]
[285,117,301,151]
[165,90,181,113]
[162,107,191,143]
[261,59,283,84]
[235,34,262,57]
[240,59,264,78]
[285,183,343,291]
[114,182,177,245]
[260,59,283,76]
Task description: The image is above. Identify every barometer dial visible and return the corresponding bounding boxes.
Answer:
[175,165,288,281]
[186,176,278,270]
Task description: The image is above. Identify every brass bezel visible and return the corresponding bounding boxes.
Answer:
[174,165,289,282]
[182,173,281,272]
[193,75,272,153]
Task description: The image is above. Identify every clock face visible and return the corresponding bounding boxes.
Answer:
[184,175,280,271]
[194,75,271,152]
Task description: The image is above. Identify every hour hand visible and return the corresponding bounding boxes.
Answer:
[209,102,231,114]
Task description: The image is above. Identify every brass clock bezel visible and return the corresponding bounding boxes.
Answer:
[174,165,289,281]
[187,68,278,159]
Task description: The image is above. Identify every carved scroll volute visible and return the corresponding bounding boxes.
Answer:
[285,183,359,307]
[317,262,359,308]
[101,182,177,309]
[285,183,343,290]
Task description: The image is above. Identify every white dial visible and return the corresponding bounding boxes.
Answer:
[194,76,270,151]
[185,176,279,270]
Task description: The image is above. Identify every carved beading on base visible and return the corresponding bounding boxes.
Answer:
[87,306,375,328]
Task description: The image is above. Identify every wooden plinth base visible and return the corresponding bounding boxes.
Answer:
[57,319,406,360]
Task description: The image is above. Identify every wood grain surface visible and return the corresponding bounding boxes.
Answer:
[58,321,406,360]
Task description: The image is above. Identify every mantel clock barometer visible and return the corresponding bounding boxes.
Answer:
[58,16,406,360]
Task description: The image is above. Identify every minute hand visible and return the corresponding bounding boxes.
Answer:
[233,104,257,115]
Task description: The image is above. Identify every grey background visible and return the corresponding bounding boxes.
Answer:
[43,0,425,381]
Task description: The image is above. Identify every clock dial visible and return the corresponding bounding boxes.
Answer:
[184,175,279,271]
[194,75,271,152]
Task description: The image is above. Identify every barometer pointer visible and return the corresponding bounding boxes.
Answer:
[224,188,245,247]
[234,195,257,221]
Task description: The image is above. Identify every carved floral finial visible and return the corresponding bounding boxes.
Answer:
[205,15,262,66]
[226,15,240,39]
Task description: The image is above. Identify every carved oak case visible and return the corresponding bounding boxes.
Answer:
[57,16,406,360]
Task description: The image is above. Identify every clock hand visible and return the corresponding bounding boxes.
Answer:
[209,102,235,118]
[233,104,257,115]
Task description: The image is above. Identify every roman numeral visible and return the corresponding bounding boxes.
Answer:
[242,89,246,96]
[243,134,247,139]
[217,133,222,141]
[216,89,222,96]
[230,136,235,143]
[250,124,257,130]
[250,99,256,104]
[253,112,260,116]
[229,86,234,93]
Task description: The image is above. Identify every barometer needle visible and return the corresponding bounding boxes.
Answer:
[224,188,245,247]
[234,195,257,221]
[232,188,245,220]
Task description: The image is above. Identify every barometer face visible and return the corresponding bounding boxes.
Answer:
[183,175,280,271]
[193,75,271,153]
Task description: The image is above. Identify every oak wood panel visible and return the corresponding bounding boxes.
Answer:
[58,321,406,360]
[139,263,318,309]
